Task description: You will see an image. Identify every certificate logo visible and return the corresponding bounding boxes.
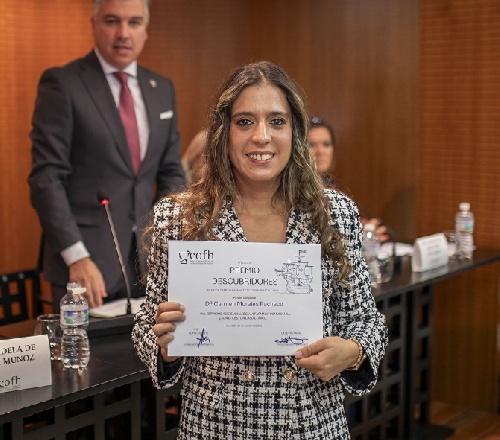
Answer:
[178,249,214,265]
[275,249,314,294]
[196,328,211,348]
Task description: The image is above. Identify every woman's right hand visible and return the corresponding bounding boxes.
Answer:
[153,301,186,363]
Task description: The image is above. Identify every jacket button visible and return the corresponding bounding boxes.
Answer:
[283,367,297,382]
[242,371,257,382]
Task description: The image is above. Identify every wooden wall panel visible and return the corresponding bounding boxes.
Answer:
[143,0,419,243]
[432,266,500,410]
[0,0,418,276]
[0,0,91,273]
[420,0,500,411]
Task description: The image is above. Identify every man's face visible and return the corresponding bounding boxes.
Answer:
[92,0,148,70]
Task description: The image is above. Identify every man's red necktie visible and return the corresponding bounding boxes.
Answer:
[114,72,141,174]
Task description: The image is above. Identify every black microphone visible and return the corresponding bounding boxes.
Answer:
[97,190,132,315]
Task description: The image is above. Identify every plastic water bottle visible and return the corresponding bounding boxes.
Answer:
[60,282,90,369]
[362,223,381,286]
[455,202,474,259]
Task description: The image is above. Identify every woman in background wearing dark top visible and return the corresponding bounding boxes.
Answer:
[309,117,391,243]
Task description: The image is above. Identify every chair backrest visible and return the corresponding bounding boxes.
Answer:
[0,269,42,325]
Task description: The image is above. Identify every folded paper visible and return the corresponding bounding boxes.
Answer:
[0,335,52,394]
[412,233,449,272]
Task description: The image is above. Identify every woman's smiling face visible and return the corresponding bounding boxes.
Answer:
[228,83,292,190]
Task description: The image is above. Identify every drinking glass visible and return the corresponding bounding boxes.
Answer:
[34,314,62,361]
[377,253,394,283]
[443,230,458,259]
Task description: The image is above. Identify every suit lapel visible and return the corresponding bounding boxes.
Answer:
[137,66,162,174]
[78,52,135,174]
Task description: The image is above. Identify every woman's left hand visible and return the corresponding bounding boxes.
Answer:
[293,336,359,381]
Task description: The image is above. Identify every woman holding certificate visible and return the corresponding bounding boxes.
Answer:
[133,61,388,439]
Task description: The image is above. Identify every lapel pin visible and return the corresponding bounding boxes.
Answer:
[149,79,157,88]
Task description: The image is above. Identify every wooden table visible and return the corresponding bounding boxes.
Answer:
[0,323,179,440]
[1,248,499,439]
[345,248,500,440]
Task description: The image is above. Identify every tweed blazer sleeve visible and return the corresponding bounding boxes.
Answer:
[133,191,388,394]
[132,197,186,388]
[321,189,388,395]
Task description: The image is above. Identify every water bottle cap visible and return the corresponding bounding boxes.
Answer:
[66,282,87,295]
[459,202,470,211]
[71,287,87,295]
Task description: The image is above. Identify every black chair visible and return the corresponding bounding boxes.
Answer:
[0,269,44,325]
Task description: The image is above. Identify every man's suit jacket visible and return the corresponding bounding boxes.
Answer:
[28,51,186,292]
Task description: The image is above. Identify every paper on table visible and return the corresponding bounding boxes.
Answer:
[89,297,145,318]
[0,335,52,393]
[380,242,413,257]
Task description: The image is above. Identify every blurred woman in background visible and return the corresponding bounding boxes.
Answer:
[308,117,391,243]
[181,129,207,185]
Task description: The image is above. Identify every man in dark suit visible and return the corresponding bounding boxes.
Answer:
[28,0,185,312]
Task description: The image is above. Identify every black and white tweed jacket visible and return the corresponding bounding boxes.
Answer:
[132,189,388,439]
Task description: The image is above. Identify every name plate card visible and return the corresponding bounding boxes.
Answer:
[0,335,52,394]
[411,233,449,272]
[168,241,323,356]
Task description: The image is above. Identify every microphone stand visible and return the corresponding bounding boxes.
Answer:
[384,225,401,274]
[100,198,133,315]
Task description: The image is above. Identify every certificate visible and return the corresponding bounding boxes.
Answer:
[167,241,323,356]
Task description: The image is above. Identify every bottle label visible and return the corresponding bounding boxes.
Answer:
[459,219,474,232]
[362,241,380,258]
[61,309,89,326]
